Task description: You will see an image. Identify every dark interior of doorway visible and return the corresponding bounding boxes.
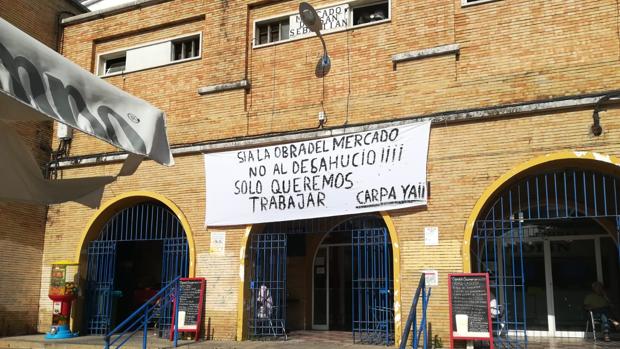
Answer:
[258,217,393,344]
[517,219,620,332]
[328,245,352,330]
[112,240,163,327]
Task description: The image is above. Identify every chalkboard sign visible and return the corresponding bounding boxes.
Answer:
[448,273,494,348]
[170,278,206,341]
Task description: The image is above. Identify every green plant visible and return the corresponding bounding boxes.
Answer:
[433,334,443,348]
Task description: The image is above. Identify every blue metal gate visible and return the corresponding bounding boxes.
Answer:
[249,217,393,344]
[86,240,116,334]
[85,202,189,335]
[248,232,287,338]
[473,169,620,348]
[158,237,190,336]
[352,227,393,345]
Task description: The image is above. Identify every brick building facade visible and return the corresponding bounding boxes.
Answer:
[0,0,87,336]
[33,0,620,345]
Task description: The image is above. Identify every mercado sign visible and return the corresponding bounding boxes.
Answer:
[204,121,431,226]
[288,3,349,39]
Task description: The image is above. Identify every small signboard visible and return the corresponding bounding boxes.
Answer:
[422,270,438,286]
[170,278,206,341]
[289,4,349,39]
[448,273,494,349]
[424,226,439,245]
[210,231,226,256]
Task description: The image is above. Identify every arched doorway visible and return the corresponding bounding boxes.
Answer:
[83,201,190,335]
[312,217,394,343]
[244,215,395,345]
[468,158,620,347]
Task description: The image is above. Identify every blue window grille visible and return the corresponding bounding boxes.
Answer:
[472,169,620,348]
[85,202,189,335]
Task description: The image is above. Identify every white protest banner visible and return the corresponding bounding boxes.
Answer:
[204,121,430,226]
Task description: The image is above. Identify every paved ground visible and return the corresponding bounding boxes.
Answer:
[518,337,620,349]
[0,331,378,349]
[2,331,620,349]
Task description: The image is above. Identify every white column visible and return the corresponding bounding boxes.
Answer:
[543,240,556,335]
[595,237,603,283]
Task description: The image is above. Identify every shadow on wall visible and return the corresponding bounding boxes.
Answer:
[0,307,39,337]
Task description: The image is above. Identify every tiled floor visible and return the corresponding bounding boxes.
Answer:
[465,335,620,349]
[287,330,354,343]
[519,336,620,349]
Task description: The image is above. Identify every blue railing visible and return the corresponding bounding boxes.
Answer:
[104,276,181,349]
[400,274,431,349]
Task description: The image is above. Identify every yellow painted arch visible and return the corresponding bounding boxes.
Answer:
[74,191,196,277]
[463,150,620,272]
[235,212,403,347]
[381,211,403,347]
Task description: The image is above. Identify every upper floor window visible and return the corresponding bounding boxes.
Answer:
[253,0,389,47]
[98,32,202,76]
[353,1,388,25]
[461,0,500,6]
[104,55,126,75]
[257,19,290,45]
[172,35,200,61]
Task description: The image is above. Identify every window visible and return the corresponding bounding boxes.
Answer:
[256,19,289,45]
[172,35,200,61]
[104,55,126,75]
[461,0,500,6]
[253,0,389,47]
[352,1,389,26]
[97,32,202,76]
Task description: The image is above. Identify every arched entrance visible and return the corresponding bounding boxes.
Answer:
[312,217,394,344]
[242,215,397,345]
[77,193,194,336]
[465,152,620,347]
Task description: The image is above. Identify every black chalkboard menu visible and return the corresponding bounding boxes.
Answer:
[448,273,493,348]
[170,278,206,341]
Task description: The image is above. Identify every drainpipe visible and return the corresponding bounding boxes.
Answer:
[56,11,76,53]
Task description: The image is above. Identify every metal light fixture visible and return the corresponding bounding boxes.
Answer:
[591,93,620,136]
[591,109,602,136]
[299,2,330,77]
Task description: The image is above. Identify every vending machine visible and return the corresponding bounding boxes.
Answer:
[45,262,79,339]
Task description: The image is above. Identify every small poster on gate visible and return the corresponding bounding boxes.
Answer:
[422,270,438,286]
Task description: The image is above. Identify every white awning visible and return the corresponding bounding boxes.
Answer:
[0,18,174,207]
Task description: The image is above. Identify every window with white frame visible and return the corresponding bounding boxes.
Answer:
[256,18,290,45]
[103,54,126,75]
[461,0,500,6]
[253,0,389,47]
[172,35,200,61]
[98,33,202,76]
[352,1,388,25]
